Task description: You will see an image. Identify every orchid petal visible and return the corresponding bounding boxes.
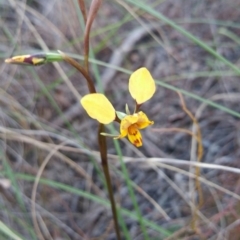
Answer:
[136,111,154,129]
[80,93,115,124]
[129,67,156,104]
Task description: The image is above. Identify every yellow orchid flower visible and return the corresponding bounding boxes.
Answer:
[80,67,156,147]
[115,111,153,147]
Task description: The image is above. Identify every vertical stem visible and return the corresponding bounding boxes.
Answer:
[78,1,120,238]
[78,0,87,23]
[84,0,102,73]
[98,123,121,240]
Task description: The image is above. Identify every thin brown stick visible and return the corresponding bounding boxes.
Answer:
[177,93,203,162]
[152,127,197,139]
[177,92,203,231]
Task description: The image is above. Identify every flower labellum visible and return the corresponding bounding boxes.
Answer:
[115,111,154,147]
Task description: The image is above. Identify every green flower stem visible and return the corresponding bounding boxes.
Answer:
[98,123,121,240]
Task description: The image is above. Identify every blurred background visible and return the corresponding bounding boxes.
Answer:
[1,0,240,239]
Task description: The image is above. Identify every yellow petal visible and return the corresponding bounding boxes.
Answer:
[136,111,154,129]
[115,114,138,139]
[129,67,156,104]
[114,112,153,146]
[80,93,115,124]
[127,126,143,147]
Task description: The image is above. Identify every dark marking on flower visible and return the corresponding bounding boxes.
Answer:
[134,138,142,146]
[128,125,138,136]
[26,54,47,66]
[5,53,47,66]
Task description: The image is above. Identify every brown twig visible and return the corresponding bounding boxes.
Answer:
[152,127,197,139]
[177,92,203,231]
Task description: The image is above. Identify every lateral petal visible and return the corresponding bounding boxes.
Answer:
[80,93,115,124]
[136,111,154,129]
